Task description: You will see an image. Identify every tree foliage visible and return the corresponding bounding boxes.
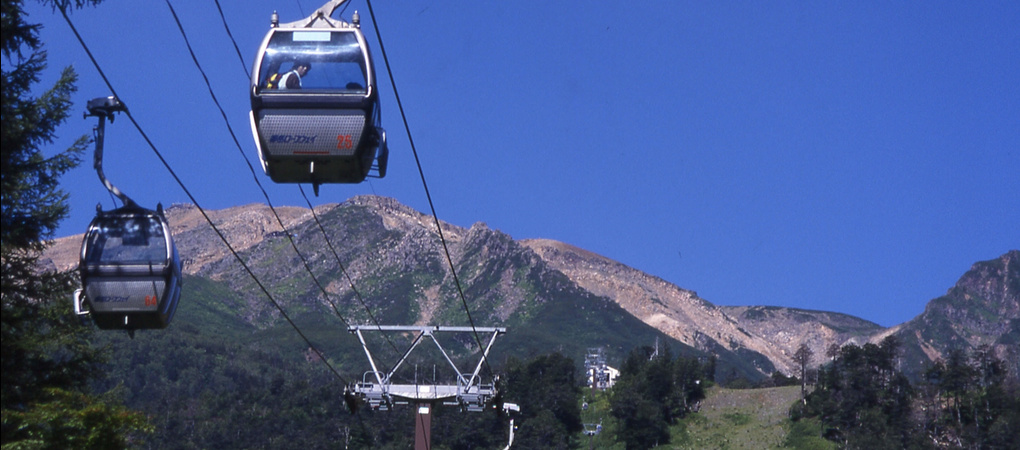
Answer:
[793,338,1020,449]
[2,388,153,449]
[609,345,706,450]
[792,337,918,449]
[1,0,148,447]
[917,345,1019,449]
[794,342,814,399]
[87,323,363,449]
[500,352,582,449]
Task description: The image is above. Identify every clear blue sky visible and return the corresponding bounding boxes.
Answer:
[28,1,1019,327]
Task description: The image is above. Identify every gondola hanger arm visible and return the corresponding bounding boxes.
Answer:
[275,0,361,29]
[85,96,137,208]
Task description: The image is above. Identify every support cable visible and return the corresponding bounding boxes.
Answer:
[297,184,402,356]
[212,0,250,80]
[58,4,349,386]
[364,0,493,377]
[214,0,488,401]
[165,0,355,333]
[204,0,402,359]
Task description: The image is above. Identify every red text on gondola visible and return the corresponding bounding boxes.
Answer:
[337,134,353,150]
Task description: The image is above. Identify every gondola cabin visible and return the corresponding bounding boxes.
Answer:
[250,14,387,190]
[76,205,182,330]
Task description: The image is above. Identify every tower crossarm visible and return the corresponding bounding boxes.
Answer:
[347,325,506,407]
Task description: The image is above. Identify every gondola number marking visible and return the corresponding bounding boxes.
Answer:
[144,295,158,306]
[337,134,354,150]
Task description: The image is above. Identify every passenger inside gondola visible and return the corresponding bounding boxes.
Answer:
[273,60,311,90]
[257,30,367,93]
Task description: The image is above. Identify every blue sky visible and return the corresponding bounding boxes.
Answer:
[27,1,1018,327]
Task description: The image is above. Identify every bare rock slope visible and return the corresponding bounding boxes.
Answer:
[43,197,1018,378]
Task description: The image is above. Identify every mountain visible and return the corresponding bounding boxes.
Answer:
[525,241,1019,379]
[45,196,764,380]
[875,249,1020,379]
[524,239,884,375]
[43,196,1019,380]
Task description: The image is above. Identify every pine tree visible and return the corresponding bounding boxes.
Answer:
[793,343,813,401]
[1,0,150,446]
[610,346,706,449]
[921,345,1019,448]
[794,338,917,449]
[503,353,582,449]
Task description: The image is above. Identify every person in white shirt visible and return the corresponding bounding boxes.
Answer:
[276,61,311,90]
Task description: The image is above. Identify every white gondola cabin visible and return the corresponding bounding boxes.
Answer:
[250,4,387,192]
[75,205,182,330]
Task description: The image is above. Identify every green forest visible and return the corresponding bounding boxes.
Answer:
[789,338,1019,450]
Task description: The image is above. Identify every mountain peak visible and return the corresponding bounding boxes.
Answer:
[888,250,1020,379]
[40,198,1018,381]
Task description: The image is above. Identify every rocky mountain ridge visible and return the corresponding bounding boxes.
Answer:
[879,249,1020,378]
[43,196,1019,378]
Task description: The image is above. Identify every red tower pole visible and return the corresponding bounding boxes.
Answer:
[414,402,433,450]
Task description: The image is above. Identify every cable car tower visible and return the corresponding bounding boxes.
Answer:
[73,96,183,335]
[349,325,506,449]
[585,347,611,390]
[250,0,387,195]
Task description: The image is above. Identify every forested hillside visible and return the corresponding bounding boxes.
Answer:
[84,275,716,448]
[792,337,1019,449]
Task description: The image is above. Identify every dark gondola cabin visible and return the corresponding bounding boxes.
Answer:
[250,21,387,190]
[77,205,182,330]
